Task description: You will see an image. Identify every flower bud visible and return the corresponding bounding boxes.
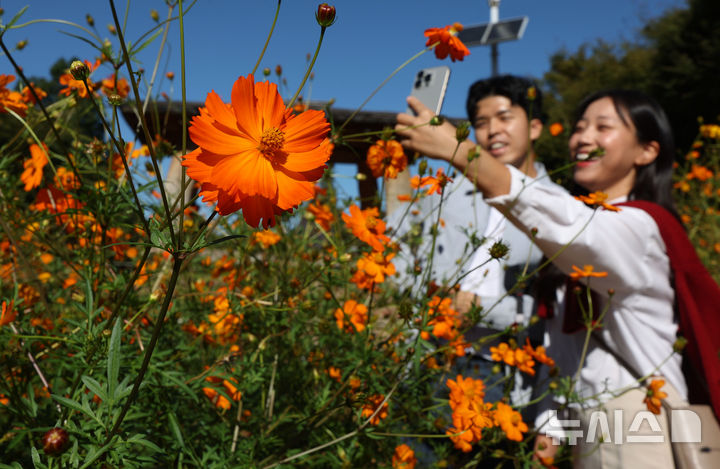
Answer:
[527,86,537,100]
[150,9,159,22]
[107,24,117,35]
[673,336,688,354]
[418,159,428,176]
[70,60,90,81]
[315,3,336,27]
[491,364,502,375]
[455,121,471,142]
[166,71,174,80]
[275,64,282,76]
[489,241,509,259]
[16,40,28,50]
[42,428,70,455]
[263,67,271,77]
[355,172,367,181]
[466,146,480,162]
[85,14,94,26]
[339,253,352,263]
[429,115,444,126]
[107,93,124,106]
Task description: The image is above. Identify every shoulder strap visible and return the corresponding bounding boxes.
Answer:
[618,200,720,421]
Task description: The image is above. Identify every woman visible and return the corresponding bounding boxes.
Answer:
[396,89,687,467]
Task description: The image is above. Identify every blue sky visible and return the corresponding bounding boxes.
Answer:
[2,0,686,118]
[1,0,686,200]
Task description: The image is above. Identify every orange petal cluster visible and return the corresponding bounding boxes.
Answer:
[306,201,334,231]
[21,143,49,191]
[569,264,608,280]
[334,299,369,333]
[489,342,536,375]
[424,23,470,62]
[366,139,407,179]
[101,74,130,99]
[411,168,452,196]
[493,401,529,441]
[643,378,668,415]
[0,74,28,115]
[361,394,389,425]
[0,300,16,327]
[182,74,332,228]
[203,375,242,410]
[342,204,390,252]
[446,375,493,452]
[421,296,468,357]
[574,191,621,212]
[392,444,417,469]
[351,251,396,290]
[549,122,564,137]
[252,230,281,248]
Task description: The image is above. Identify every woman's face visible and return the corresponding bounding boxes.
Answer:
[569,97,654,200]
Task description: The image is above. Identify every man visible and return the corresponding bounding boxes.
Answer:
[390,75,551,403]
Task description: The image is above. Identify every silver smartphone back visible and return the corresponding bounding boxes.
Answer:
[407,66,451,115]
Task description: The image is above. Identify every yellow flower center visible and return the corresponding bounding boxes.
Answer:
[258,128,285,159]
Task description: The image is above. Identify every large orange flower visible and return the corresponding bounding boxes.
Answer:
[342,204,390,252]
[493,402,528,442]
[424,23,470,62]
[182,74,332,228]
[644,378,668,415]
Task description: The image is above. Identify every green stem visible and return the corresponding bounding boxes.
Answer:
[252,0,282,76]
[336,45,433,135]
[109,0,177,249]
[105,258,184,443]
[288,26,325,108]
[177,0,189,249]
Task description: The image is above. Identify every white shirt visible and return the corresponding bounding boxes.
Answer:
[486,165,687,432]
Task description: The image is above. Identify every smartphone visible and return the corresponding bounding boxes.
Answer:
[407,66,451,115]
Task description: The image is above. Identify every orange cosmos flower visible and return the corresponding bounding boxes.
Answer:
[334,299,369,333]
[574,191,621,211]
[342,204,390,251]
[424,23,470,62]
[686,164,713,181]
[447,375,485,410]
[643,378,668,415]
[306,201,334,231]
[549,122,564,137]
[366,139,407,179]
[21,143,49,191]
[569,264,608,280]
[252,230,281,248]
[392,444,417,469]
[351,251,396,290]
[493,402,528,442]
[523,338,556,368]
[21,82,47,105]
[54,167,81,191]
[361,394,389,425]
[0,300,16,327]
[411,168,452,196]
[0,74,28,116]
[447,399,494,452]
[101,74,130,99]
[182,74,332,228]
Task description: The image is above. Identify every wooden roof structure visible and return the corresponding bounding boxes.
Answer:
[120,101,462,206]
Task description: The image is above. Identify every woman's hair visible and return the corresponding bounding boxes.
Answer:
[573,89,680,219]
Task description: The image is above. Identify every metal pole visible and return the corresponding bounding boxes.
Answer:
[488,0,500,76]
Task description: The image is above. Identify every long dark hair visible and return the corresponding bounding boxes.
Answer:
[573,89,680,220]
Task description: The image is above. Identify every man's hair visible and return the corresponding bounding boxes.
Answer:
[466,75,544,125]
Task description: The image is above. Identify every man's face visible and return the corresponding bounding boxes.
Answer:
[473,95,541,170]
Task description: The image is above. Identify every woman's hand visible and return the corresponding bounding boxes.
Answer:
[395,96,471,162]
[533,434,560,463]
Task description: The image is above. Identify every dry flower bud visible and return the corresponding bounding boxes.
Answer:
[16,40,28,50]
[107,93,124,106]
[42,428,69,455]
[418,159,428,176]
[150,9,159,22]
[673,336,688,353]
[263,67,271,77]
[70,60,89,81]
[489,241,509,259]
[85,14,94,26]
[315,3,336,27]
[455,121,471,142]
[275,65,282,76]
[107,24,117,35]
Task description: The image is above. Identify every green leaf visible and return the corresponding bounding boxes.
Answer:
[0,462,25,469]
[4,6,28,30]
[167,411,186,449]
[127,434,163,453]
[81,375,108,403]
[129,29,162,55]
[107,318,122,402]
[52,394,95,419]
[30,447,44,469]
